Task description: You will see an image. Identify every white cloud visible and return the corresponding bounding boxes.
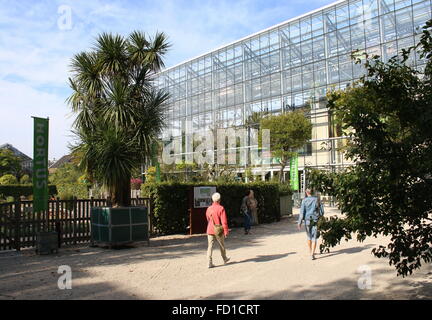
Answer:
[0,79,75,160]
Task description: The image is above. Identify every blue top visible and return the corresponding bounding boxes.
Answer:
[298,196,324,226]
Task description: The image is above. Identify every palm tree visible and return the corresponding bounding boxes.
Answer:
[67,31,170,207]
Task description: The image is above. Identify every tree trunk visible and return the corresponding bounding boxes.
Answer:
[110,176,131,207]
[279,163,286,183]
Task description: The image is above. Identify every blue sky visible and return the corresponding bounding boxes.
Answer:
[0,0,335,160]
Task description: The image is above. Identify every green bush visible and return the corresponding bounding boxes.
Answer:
[278,183,293,196]
[0,185,58,201]
[142,181,281,235]
[0,174,18,185]
[19,174,31,185]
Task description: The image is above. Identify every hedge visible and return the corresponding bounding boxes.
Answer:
[142,182,281,235]
[0,185,58,200]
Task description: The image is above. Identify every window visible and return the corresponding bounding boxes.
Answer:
[282,70,292,94]
[381,13,397,41]
[328,57,339,84]
[313,36,326,60]
[366,17,382,46]
[336,4,350,29]
[396,7,414,38]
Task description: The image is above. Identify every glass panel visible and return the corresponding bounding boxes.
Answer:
[311,13,324,37]
[381,13,397,42]
[300,17,312,41]
[291,42,302,66]
[323,7,336,33]
[351,23,366,50]
[338,27,352,54]
[380,0,395,14]
[290,21,301,39]
[282,70,292,94]
[261,75,271,99]
[350,0,364,25]
[413,1,432,31]
[363,0,380,19]
[336,4,350,29]
[251,78,261,101]
[314,60,327,87]
[338,55,353,81]
[234,84,243,105]
[327,31,339,57]
[394,0,413,10]
[301,40,313,64]
[382,40,398,61]
[328,57,339,84]
[281,46,291,69]
[313,36,326,60]
[366,17,382,46]
[270,73,281,96]
[395,7,414,38]
[292,67,302,91]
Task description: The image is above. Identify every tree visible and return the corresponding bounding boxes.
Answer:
[68,31,170,207]
[0,149,21,177]
[308,19,432,277]
[0,174,18,185]
[259,111,312,182]
[49,163,89,199]
[19,174,31,185]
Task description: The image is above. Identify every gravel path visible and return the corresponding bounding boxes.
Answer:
[0,207,431,300]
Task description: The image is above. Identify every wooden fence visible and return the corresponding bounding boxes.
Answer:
[0,198,153,251]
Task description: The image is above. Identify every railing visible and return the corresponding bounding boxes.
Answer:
[0,197,153,251]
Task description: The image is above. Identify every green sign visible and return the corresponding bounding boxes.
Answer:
[152,142,161,183]
[33,117,49,213]
[290,155,299,191]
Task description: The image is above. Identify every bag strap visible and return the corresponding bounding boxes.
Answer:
[210,213,218,226]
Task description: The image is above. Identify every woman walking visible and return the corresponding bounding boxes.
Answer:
[241,190,253,234]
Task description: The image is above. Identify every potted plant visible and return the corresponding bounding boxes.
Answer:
[279,183,293,216]
[68,31,170,247]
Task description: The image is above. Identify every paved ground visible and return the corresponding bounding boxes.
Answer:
[0,207,431,300]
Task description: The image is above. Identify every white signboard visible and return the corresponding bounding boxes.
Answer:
[194,186,217,208]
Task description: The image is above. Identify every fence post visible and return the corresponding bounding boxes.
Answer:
[56,197,61,248]
[149,197,154,236]
[14,199,21,251]
[73,197,77,245]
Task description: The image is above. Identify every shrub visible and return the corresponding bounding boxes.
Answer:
[278,183,293,196]
[19,174,31,185]
[0,174,18,185]
[142,181,280,235]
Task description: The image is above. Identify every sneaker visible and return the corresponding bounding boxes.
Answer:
[208,262,215,268]
[311,254,315,260]
[224,257,230,264]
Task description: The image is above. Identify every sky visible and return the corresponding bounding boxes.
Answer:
[0,0,335,161]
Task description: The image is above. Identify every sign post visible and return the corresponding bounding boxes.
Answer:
[33,117,49,220]
[290,155,299,191]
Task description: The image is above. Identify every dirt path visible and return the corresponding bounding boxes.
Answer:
[0,207,431,300]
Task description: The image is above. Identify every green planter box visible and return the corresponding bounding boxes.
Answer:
[280,195,293,216]
[91,207,149,248]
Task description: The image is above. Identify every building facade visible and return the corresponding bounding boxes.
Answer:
[155,0,432,179]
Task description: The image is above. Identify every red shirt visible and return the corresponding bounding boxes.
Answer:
[206,202,229,236]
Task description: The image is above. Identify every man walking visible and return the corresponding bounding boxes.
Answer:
[297,189,324,260]
[206,192,230,268]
